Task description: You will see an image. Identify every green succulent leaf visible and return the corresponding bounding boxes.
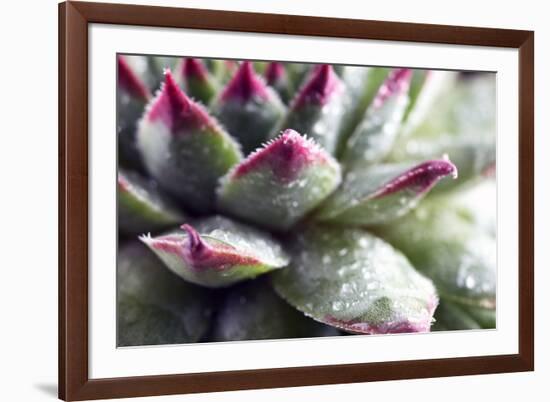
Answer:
[452,180,496,237]
[392,136,495,193]
[179,58,219,105]
[402,70,429,121]
[118,170,185,235]
[274,64,347,154]
[265,61,293,104]
[273,226,438,334]
[316,158,457,225]
[252,61,268,74]
[145,55,180,90]
[432,300,495,331]
[341,69,412,168]
[389,74,495,193]
[410,74,496,141]
[204,59,238,83]
[117,56,498,341]
[141,216,289,288]
[435,138,495,192]
[212,61,286,154]
[285,62,312,90]
[117,241,214,346]
[463,303,496,328]
[217,129,342,231]
[137,70,242,213]
[213,279,340,341]
[376,196,496,309]
[432,300,481,331]
[117,55,151,171]
[399,70,453,137]
[336,66,390,156]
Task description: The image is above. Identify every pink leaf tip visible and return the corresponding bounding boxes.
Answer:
[373,158,458,198]
[265,62,286,85]
[231,129,329,181]
[179,223,259,269]
[181,58,209,81]
[293,64,343,108]
[117,173,131,193]
[220,61,270,102]
[181,224,211,258]
[117,56,150,101]
[372,68,413,108]
[147,70,214,131]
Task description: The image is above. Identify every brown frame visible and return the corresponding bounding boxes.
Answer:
[59,1,534,400]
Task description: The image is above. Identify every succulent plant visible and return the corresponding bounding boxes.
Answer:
[117,55,496,346]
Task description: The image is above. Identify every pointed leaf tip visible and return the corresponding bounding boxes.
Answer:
[211,62,285,153]
[231,129,330,182]
[265,62,286,85]
[181,58,209,80]
[180,58,219,105]
[218,129,341,230]
[141,217,289,287]
[294,64,342,108]
[148,70,187,124]
[146,69,215,131]
[264,62,292,103]
[179,223,258,270]
[137,70,241,212]
[316,159,457,226]
[373,158,457,199]
[220,61,270,102]
[181,223,203,251]
[274,65,347,154]
[118,55,150,101]
[373,68,413,108]
[341,68,412,167]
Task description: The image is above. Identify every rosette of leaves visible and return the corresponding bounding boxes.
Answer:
[117,54,496,345]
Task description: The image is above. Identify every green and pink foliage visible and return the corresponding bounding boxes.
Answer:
[117,55,496,345]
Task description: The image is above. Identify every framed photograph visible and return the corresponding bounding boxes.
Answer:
[59,1,534,400]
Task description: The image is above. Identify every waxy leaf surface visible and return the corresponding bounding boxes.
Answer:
[212,61,286,154]
[204,59,238,83]
[265,62,292,103]
[316,158,457,225]
[180,58,219,105]
[141,216,289,288]
[217,129,342,231]
[376,197,496,309]
[336,66,390,156]
[273,227,438,334]
[391,136,495,193]
[137,70,242,212]
[213,279,340,341]
[117,242,213,346]
[117,55,151,171]
[432,300,495,331]
[274,65,347,154]
[342,69,412,168]
[399,70,453,137]
[118,170,184,235]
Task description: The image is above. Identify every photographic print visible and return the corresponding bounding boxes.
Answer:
[116,54,496,347]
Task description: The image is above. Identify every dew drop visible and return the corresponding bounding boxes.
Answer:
[331,301,344,312]
[465,275,476,289]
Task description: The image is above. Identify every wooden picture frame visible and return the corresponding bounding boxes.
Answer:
[59,1,534,400]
